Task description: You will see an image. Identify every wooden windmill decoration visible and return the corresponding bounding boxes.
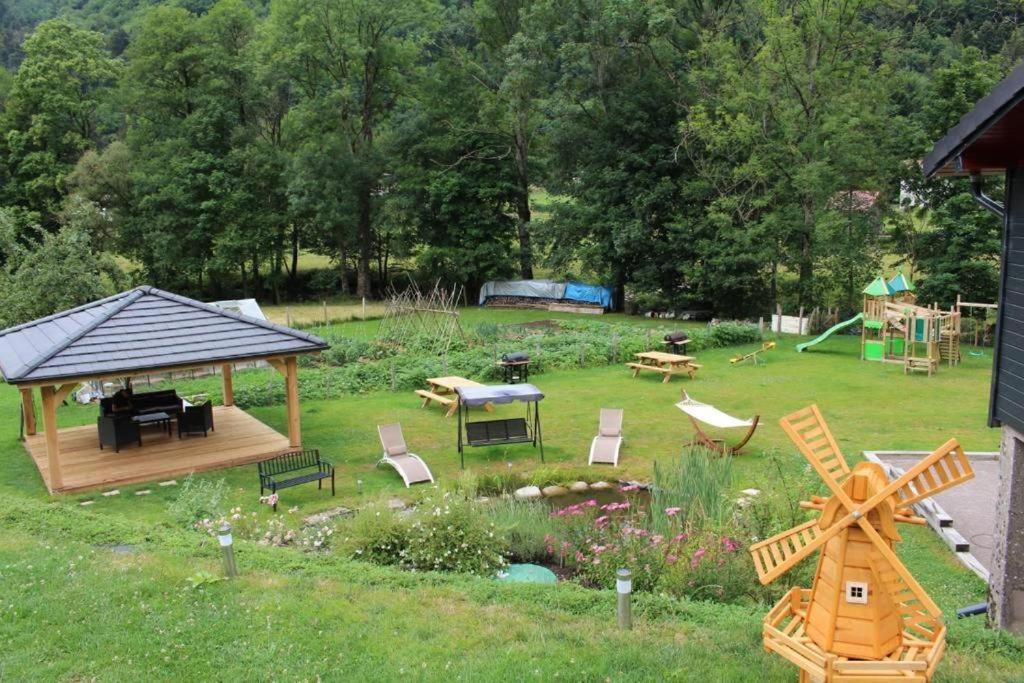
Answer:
[750,405,974,682]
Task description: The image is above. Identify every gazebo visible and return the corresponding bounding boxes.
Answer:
[0,286,329,493]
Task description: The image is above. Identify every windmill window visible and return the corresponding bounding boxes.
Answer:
[845,581,869,604]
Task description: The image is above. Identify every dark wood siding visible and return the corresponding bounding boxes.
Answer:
[992,168,1024,432]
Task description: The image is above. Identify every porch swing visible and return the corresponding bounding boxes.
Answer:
[455,384,545,468]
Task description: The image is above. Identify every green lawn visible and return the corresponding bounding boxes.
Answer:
[0,326,1021,681]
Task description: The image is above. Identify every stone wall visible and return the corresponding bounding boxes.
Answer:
[991,426,1024,633]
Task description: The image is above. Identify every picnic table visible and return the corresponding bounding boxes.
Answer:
[416,376,495,417]
[627,351,702,383]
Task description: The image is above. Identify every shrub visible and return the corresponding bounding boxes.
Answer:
[167,475,229,527]
[481,498,559,562]
[649,447,733,533]
[338,492,506,576]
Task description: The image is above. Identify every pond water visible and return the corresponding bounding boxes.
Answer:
[543,487,651,511]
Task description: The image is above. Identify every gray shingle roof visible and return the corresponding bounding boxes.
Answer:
[0,286,329,384]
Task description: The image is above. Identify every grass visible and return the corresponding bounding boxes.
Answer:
[0,316,1021,680]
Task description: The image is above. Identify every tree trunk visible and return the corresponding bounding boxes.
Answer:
[512,127,534,280]
[289,223,300,294]
[356,187,373,298]
[240,260,248,298]
[798,199,814,310]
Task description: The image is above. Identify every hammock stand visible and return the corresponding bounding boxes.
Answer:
[456,384,544,469]
[675,392,759,456]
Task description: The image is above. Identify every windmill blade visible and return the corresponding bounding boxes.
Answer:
[780,405,852,499]
[861,520,943,641]
[889,439,974,507]
[749,518,847,585]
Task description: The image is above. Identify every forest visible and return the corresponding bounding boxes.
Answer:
[0,0,1020,325]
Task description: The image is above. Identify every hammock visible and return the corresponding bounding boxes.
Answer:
[675,392,759,455]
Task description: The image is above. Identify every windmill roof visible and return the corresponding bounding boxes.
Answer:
[863,277,894,297]
[0,286,328,385]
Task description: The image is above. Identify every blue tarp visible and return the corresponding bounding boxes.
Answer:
[479,279,612,308]
[564,281,612,308]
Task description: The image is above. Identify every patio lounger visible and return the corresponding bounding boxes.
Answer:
[675,392,759,455]
[377,423,435,487]
[589,408,624,466]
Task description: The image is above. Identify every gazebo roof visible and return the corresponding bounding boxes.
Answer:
[0,286,328,385]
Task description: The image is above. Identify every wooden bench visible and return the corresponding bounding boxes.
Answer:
[258,449,335,511]
[415,389,458,416]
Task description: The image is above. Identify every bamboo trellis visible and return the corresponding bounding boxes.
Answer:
[376,280,465,357]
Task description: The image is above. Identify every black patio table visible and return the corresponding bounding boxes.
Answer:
[132,411,173,439]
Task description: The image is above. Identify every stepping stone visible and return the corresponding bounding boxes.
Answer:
[303,506,354,525]
[589,481,613,491]
[542,485,569,498]
[79,500,94,507]
[387,498,407,510]
[741,488,761,496]
[102,490,120,497]
[569,481,589,493]
[135,490,151,496]
[158,480,178,487]
[514,486,542,500]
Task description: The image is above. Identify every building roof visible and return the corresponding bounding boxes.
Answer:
[923,60,1024,177]
[887,273,915,293]
[0,286,328,385]
[863,276,893,298]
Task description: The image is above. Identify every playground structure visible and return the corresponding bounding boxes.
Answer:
[730,341,776,366]
[954,295,998,347]
[751,405,974,681]
[860,275,960,375]
[797,274,962,376]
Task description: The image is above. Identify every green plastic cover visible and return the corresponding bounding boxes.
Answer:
[497,563,557,585]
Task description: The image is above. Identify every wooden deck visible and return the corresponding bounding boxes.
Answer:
[24,406,292,494]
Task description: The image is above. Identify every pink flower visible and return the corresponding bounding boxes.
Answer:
[664,507,681,517]
[594,515,610,528]
[584,499,598,507]
[690,547,706,568]
[673,532,689,543]
[722,537,740,553]
[650,535,664,546]
[666,554,679,565]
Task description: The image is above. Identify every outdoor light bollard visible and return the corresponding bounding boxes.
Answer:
[218,521,237,578]
[616,568,632,630]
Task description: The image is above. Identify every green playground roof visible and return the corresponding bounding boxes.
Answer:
[887,273,915,293]
[862,276,893,297]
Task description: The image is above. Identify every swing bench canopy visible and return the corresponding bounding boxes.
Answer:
[455,384,544,468]
[455,383,544,406]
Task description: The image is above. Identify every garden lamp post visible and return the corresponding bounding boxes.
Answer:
[617,568,632,630]
[218,521,237,578]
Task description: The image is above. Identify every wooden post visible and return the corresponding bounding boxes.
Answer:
[323,300,328,325]
[284,356,301,448]
[776,303,783,333]
[798,306,805,335]
[20,388,36,436]
[40,386,62,492]
[221,364,234,406]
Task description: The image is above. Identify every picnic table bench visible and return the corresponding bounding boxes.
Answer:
[258,449,335,511]
[417,376,494,417]
[627,351,701,383]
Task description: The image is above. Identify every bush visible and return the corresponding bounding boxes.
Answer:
[650,447,733,533]
[481,498,559,562]
[338,492,506,576]
[167,475,229,527]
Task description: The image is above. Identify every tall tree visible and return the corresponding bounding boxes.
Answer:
[268,0,436,298]
[1,19,119,226]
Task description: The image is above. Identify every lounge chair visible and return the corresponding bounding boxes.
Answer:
[377,423,435,487]
[589,408,624,466]
[675,392,759,455]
